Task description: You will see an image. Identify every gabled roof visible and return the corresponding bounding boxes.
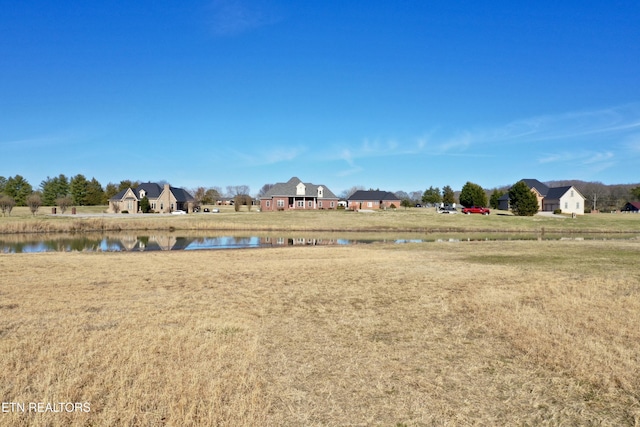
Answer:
[544,186,572,200]
[137,182,163,199]
[110,182,194,202]
[497,179,553,201]
[544,186,585,201]
[347,190,400,201]
[624,201,640,210]
[520,179,549,196]
[261,177,338,199]
[170,187,195,202]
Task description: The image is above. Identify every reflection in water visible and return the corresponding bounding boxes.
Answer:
[0,232,636,253]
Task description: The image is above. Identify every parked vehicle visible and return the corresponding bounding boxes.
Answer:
[461,206,490,215]
[171,210,186,215]
[437,205,458,214]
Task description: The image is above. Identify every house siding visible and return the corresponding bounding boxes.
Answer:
[109,183,194,213]
[542,186,585,215]
[259,177,339,211]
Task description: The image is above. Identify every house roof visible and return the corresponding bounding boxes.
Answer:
[347,190,400,201]
[545,186,585,201]
[544,186,572,200]
[261,177,338,199]
[110,182,194,202]
[623,201,640,210]
[520,179,549,196]
[170,187,195,202]
[497,179,569,201]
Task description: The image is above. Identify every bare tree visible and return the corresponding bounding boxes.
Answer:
[226,185,250,197]
[0,195,16,216]
[340,185,365,199]
[257,183,274,198]
[26,193,42,216]
[111,201,121,214]
[56,196,73,214]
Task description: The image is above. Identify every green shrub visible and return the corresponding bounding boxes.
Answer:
[553,209,562,215]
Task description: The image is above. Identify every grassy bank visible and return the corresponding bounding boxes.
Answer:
[2,205,640,234]
[1,240,639,425]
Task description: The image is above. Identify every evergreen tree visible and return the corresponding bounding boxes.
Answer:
[85,178,106,205]
[442,185,456,205]
[104,183,119,200]
[459,181,488,207]
[421,186,442,205]
[70,174,89,206]
[40,174,70,206]
[4,175,33,206]
[139,196,151,213]
[118,180,140,192]
[508,181,539,216]
[489,189,505,209]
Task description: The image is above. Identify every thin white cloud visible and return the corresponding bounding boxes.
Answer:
[486,104,640,143]
[537,150,615,170]
[0,131,86,150]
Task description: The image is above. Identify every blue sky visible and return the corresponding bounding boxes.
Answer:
[2,1,640,196]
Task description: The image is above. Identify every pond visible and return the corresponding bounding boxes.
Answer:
[0,231,637,253]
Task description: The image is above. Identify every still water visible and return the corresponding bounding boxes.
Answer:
[1,232,636,253]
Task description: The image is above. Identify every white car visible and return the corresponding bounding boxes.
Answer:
[171,210,186,215]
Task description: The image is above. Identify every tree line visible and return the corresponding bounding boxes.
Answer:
[0,174,257,215]
[2,173,639,217]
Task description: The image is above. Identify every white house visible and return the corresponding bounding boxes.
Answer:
[542,186,586,215]
[498,179,586,215]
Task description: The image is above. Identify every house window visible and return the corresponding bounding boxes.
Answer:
[319,201,323,208]
[160,203,164,210]
[266,200,271,207]
[330,201,335,208]
[367,202,373,208]
[277,200,284,208]
[308,201,312,208]
[576,202,580,209]
[565,202,568,209]
[571,190,574,197]
[297,200,304,207]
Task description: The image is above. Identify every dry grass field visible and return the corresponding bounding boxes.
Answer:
[1,239,639,426]
[2,205,640,235]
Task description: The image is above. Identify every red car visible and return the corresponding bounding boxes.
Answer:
[461,206,490,215]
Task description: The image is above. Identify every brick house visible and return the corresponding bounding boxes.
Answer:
[109,182,194,213]
[347,190,401,210]
[259,177,339,211]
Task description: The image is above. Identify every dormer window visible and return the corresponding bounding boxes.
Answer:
[139,189,146,198]
[317,186,324,198]
[296,182,306,196]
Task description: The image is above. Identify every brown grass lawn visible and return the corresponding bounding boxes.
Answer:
[1,240,640,426]
[2,205,640,235]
